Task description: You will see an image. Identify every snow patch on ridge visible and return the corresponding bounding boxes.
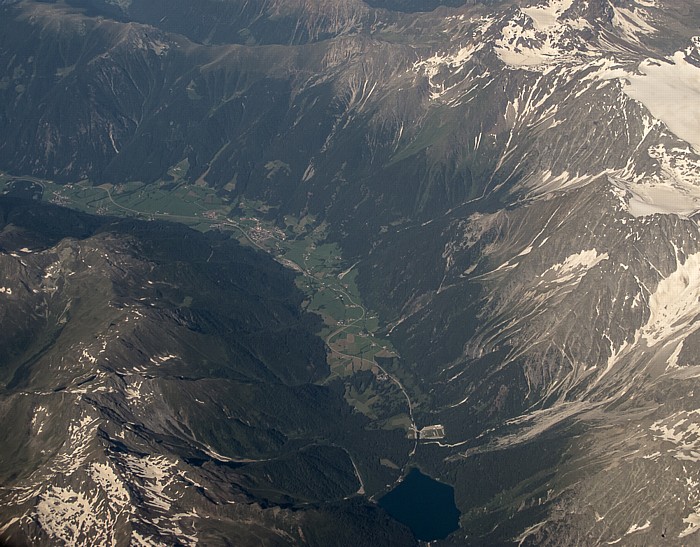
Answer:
[611,5,657,44]
[414,44,481,76]
[35,487,103,545]
[642,252,700,345]
[413,43,483,100]
[90,462,131,509]
[625,520,651,535]
[649,410,700,461]
[610,166,700,218]
[123,454,179,512]
[621,45,700,153]
[522,0,575,31]
[495,2,592,68]
[52,414,101,476]
[540,249,609,284]
[625,180,700,218]
[680,507,700,538]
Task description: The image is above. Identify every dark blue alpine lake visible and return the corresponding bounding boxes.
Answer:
[378,468,460,541]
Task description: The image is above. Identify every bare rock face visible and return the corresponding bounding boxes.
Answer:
[2,0,700,544]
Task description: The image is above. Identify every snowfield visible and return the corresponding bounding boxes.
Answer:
[623,48,700,154]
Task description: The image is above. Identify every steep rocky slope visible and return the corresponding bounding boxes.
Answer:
[0,198,414,546]
[2,0,700,544]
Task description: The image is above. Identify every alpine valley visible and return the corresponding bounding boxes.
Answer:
[1,0,700,545]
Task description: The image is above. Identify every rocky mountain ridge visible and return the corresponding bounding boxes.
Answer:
[0,198,413,546]
[2,0,700,544]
